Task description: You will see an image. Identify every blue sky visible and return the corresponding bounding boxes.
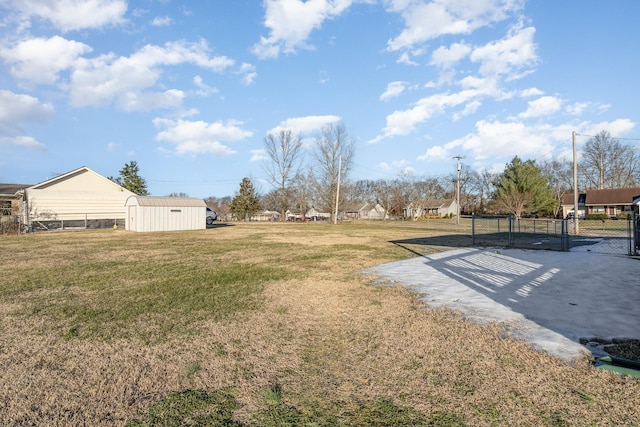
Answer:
[1,0,638,198]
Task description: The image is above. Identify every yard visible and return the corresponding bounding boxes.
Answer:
[0,222,638,426]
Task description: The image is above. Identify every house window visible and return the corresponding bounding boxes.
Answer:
[1,200,12,216]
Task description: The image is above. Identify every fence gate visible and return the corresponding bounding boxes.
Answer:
[568,217,634,255]
[633,212,640,255]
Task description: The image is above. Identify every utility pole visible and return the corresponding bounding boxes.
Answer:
[572,131,579,234]
[453,155,463,225]
[334,155,342,225]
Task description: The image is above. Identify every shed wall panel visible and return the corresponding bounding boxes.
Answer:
[125,196,205,232]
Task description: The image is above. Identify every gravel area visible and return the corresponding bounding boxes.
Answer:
[582,338,640,361]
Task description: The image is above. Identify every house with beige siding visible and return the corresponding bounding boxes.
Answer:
[23,166,134,229]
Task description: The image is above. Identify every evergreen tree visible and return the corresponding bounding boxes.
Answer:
[230,177,260,221]
[110,161,149,195]
[493,156,555,217]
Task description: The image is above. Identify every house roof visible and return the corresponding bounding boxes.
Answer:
[561,187,640,206]
[341,202,370,212]
[126,196,206,207]
[0,183,31,196]
[424,199,455,208]
[28,166,131,193]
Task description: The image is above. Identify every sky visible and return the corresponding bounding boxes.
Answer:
[1,0,638,198]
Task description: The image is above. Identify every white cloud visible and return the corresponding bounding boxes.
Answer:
[0,90,52,150]
[68,40,234,110]
[153,118,253,156]
[430,42,471,69]
[380,81,407,101]
[252,0,354,59]
[151,16,173,26]
[0,135,46,150]
[238,63,257,85]
[417,145,451,161]
[433,118,636,170]
[518,95,562,119]
[519,87,543,98]
[250,148,268,162]
[369,88,492,143]
[565,102,589,116]
[3,0,127,32]
[267,115,341,135]
[378,159,412,173]
[117,89,185,112]
[0,90,53,129]
[386,0,523,51]
[420,120,575,168]
[0,35,92,85]
[470,23,539,79]
[453,100,482,120]
[580,119,635,139]
[192,75,218,97]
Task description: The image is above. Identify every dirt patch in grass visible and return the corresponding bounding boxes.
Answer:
[0,223,638,426]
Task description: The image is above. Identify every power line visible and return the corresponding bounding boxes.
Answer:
[575,133,640,141]
[532,137,573,163]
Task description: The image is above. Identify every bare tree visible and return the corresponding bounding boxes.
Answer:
[291,169,314,220]
[580,130,640,189]
[370,179,394,221]
[372,177,406,219]
[468,169,497,213]
[401,172,444,220]
[445,163,475,214]
[263,130,304,221]
[312,123,356,221]
[540,159,573,218]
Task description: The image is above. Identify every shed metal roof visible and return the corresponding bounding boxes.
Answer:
[127,196,206,207]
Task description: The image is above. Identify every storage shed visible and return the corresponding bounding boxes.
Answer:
[125,196,206,232]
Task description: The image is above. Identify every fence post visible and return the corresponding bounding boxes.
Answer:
[471,214,476,246]
[561,219,569,251]
[508,214,513,246]
[632,213,638,256]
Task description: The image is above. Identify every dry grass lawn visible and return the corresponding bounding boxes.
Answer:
[0,222,638,426]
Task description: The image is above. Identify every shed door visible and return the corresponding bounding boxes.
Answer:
[127,205,136,231]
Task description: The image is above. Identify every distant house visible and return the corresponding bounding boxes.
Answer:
[340,202,371,220]
[422,199,457,218]
[305,207,330,221]
[251,210,280,221]
[366,203,388,220]
[404,199,458,219]
[561,187,640,218]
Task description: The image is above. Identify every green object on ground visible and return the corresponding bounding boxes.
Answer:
[596,356,640,378]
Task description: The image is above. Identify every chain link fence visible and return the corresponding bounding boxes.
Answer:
[472,214,637,255]
[1,214,126,234]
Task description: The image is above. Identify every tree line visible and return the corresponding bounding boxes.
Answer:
[112,129,639,220]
